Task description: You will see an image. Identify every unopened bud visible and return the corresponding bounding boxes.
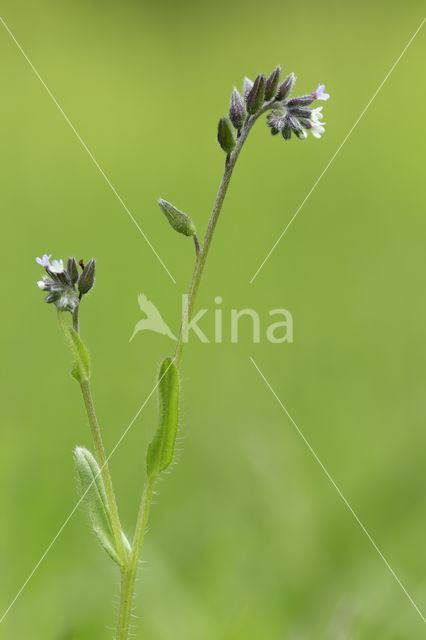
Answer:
[246,73,266,115]
[158,199,196,237]
[265,66,281,100]
[67,257,79,285]
[229,89,246,130]
[217,117,236,154]
[78,259,96,295]
[276,72,296,101]
[243,77,253,100]
[287,95,315,107]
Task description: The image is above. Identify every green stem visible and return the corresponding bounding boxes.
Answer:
[174,105,272,364]
[58,311,127,564]
[80,379,127,563]
[115,100,276,639]
[116,476,155,640]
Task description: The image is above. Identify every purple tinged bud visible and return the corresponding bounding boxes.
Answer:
[246,73,266,115]
[78,259,96,295]
[276,73,296,101]
[265,66,281,101]
[243,77,253,100]
[282,123,292,140]
[217,117,236,154]
[229,88,247,130]
[67,257,79,285]
[287,95,315,107]
[288,106,312,118]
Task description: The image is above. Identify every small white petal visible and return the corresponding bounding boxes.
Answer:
[37,280,47,289]
[311,107,324,122]
[50,259,64,274]
[311,124,325,138]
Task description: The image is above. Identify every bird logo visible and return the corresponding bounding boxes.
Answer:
[129,294,177,342]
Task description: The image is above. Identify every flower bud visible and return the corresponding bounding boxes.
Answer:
[265,66,281,100]
[217,117,236,154]
[78,259,96,295]
[276,72,296,101]
[158,199,196,237]
[243,77,253,100]
[229,89,246,130]
[282,123,292,140]
[67,257,79,285]
[246,73,266,114]
[286,95,314,108]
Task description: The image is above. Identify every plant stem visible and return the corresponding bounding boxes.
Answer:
[174,105,272,364]
[116,476,155,640]
[58,311,127,563]
[80,379,127,563]
[115,100,275,639]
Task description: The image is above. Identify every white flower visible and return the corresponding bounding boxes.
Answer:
[37,279,48,290]
[49,259,64,274]
[312,84,330,101]
[36,254,51,268]
[310,122,326,139]
[311,107,324,123]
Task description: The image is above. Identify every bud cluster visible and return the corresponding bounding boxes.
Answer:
[217,66,330,152]
[36,254,96,312]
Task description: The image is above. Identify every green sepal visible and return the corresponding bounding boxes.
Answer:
[146,357,179,477]
[158,199,196,237]
[74,447,130,566]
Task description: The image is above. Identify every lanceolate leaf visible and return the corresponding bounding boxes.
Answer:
[146,357,179,477]
[74,447,127,566]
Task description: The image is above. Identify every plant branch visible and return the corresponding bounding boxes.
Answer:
[58,311,127,565]
[174,103,274,364]
[80,379,128,564]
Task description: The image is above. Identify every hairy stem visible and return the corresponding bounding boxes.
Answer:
[116,476,155,640]
[59,311,126,563]
[80,379,127,563]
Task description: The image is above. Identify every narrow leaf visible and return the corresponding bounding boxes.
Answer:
[74,447,125,566]
[146,357,179,477]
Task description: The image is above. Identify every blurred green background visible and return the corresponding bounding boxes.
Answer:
[1,0,426,637]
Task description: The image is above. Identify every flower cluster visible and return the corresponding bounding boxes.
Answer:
[217,66,330,153]
[266,80,330,141]
[36,254,96,312]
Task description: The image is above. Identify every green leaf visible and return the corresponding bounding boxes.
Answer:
[74,447,128,566]
[67,327,90,383]
[146,357,179,477]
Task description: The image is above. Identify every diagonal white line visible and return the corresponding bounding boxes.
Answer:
[0,15,176,284]
[250,356,426,625]
[0,358,176,625]
[249,16,426,284]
